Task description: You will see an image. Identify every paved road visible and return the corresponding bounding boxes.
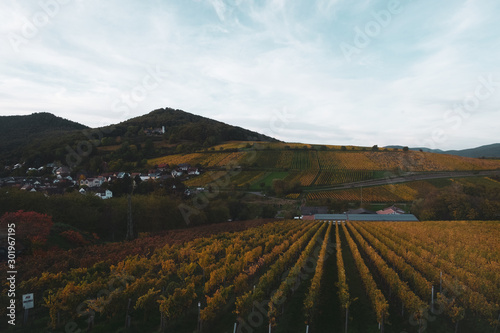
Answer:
[307,170,500,192]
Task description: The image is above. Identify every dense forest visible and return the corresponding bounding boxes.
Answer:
[0,112,88,165]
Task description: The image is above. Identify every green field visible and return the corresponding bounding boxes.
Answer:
[249,171,290,190]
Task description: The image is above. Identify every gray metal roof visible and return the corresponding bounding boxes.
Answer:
[313,214,419,221]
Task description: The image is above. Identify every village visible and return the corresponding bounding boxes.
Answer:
[0,162,202,199]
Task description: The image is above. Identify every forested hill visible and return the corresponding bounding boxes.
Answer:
[0,108,277,170]
[113,108,277,144]
[0,113,89,162]
[0,112,88,141]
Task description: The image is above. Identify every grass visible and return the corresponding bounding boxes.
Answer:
[249,171,289,190]
[426,178,453,188]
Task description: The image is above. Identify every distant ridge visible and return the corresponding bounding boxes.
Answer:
[0,112,88,160]
[445,143,500,158]
[386,144,500,158]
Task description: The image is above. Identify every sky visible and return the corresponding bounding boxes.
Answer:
[1,0,499,150]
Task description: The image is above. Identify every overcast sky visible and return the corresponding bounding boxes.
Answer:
[1,0,499,150]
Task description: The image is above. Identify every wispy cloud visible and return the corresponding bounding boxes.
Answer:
[0,0,499,150]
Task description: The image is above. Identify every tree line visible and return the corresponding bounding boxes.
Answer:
[0,188,277,242]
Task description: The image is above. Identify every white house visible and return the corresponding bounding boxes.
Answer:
[187,168,200,176]
[171,170,183,178]
[178,163,190,171]
[94,189,113,199]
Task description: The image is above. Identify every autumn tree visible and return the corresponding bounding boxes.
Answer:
[0,210,53,249]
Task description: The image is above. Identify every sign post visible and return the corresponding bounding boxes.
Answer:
[22,293,34,325]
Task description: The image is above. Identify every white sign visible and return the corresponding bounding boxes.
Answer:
[22,293,34,310]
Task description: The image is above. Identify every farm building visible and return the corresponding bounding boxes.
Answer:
[314,213,419,221]
[377,205,405,215]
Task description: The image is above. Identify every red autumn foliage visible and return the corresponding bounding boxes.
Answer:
[0,210,53,245]
[60,230,89,247]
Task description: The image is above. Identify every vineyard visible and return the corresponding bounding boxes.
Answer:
[149,151,244,168]
[307,181,433,202]
[4,220,499,333]
[147,145,500,191]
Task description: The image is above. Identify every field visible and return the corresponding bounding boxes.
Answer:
[307,177,500,203]
[147,145,500,191]
[5,220,499,333]
[307,181,432,202]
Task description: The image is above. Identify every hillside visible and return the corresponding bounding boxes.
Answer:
[151,142,500,191]
[0,108,277,171]
[0,112,88,164]
[114,108,277,144]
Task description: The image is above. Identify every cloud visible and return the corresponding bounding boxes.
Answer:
[208,0,227,22]
[0,0,499,150]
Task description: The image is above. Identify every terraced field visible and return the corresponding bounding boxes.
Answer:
[147,144,500,192]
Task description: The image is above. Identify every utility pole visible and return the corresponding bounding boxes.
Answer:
[360,186,363,207]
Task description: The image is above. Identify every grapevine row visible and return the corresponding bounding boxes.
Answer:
[234,222,321,317]
[336,221,352,333]
[346,222,427,317]
[201,222,313,322]
[268,222,327,325]
[364,223,499,323]
[303,221,333,325]
[378,222,500,289]
[341,222,389,328]
[352,222,432,302]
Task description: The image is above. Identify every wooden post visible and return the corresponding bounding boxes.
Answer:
[252,285,256,313]
[23,308,29,325]
[125,298,131,328]
[88,314,94,331]
[198,302,202,332]
[439,271,443,294]
[345,307,349,333]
